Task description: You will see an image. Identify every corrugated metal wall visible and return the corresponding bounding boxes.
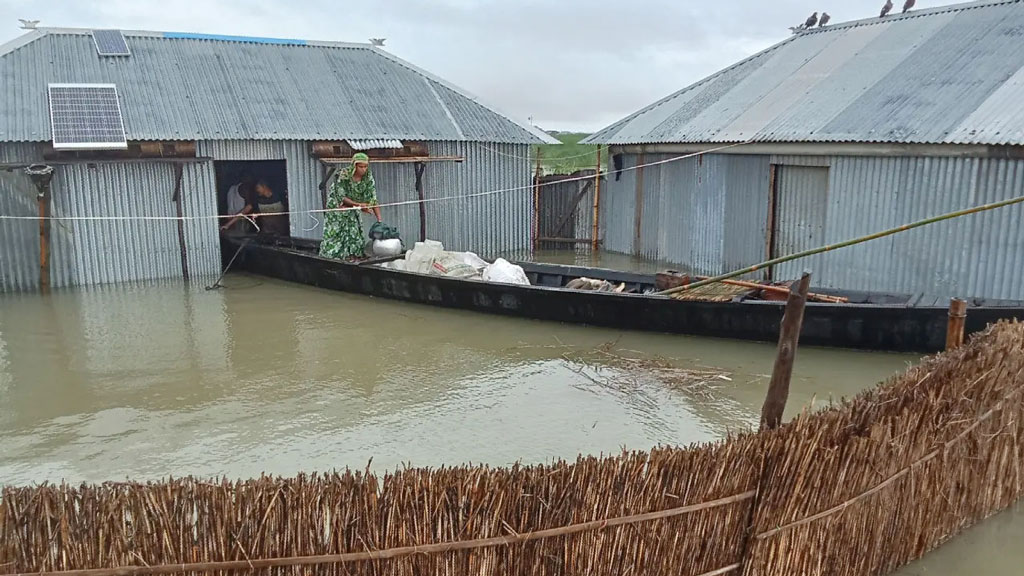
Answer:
[602,151,1024,300]
[600,152,769,276]
[818,155,1024,300]
[285,141,533,256]
[774,165,829,280]
[0,143,43,291]
[48,161,219,288]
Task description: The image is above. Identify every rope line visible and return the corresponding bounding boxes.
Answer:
[7,490,756,576]
[0,143,748,224]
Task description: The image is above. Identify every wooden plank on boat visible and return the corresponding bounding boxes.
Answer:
[655,270,689,291]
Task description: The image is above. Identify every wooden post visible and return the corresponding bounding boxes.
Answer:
[760,271,811,431]
[171,164,189,281]
[633,150,645,256]
[414,162,427,241]
[532,149,542,251]
[946,298,967,350]
[592,147,601,252]
[38,187,50,293]
[25,164,55,293]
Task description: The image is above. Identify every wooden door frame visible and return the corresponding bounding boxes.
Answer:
[765,163,779,281]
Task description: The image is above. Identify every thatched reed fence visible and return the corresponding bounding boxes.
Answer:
[3,321,1024,576]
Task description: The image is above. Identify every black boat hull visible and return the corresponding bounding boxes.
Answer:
[222,237,1024,353]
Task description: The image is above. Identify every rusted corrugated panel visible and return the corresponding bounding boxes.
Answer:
[584,2,1024,146]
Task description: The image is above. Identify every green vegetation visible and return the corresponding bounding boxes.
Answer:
[532,132,606,175]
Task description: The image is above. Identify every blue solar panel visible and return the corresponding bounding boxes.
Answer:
[92,29,130,56]
[48,84,128,150]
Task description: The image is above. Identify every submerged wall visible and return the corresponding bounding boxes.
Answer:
[0,140,533,292]
[601,151,1024,300]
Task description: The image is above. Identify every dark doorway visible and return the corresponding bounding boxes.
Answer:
[214,160,289,236]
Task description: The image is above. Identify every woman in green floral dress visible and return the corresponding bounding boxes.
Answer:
[320,153,381,260]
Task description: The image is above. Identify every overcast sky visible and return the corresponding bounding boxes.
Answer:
[1,0,948,133]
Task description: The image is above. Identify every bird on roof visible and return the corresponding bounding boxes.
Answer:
[880,0,894,17]
[789,25,805,34]
[902,0,916,13]
[819,13,831,27]
[18,19,39,29]
[369,38,386,46]
[805,12,819,27]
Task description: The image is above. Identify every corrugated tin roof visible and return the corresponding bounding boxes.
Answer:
[0,29,556,144]
[584,0,1024,146]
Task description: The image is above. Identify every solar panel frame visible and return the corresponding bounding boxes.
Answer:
[92,29,131,56]
[48,83,129,150]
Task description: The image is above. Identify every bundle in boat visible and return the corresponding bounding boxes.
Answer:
[656,270,848,303]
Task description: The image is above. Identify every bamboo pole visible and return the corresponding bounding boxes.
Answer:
[946,298,967,350]
[760,272,811,431]
[656,194,1024,296]
[592,147,602,252]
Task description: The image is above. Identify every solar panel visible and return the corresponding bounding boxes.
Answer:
[92,29,130,56]
[48,84,128,150]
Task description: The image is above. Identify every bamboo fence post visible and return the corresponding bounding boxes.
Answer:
[946,298,967,350]
[760,271,811,431]
[657,193,1024,296]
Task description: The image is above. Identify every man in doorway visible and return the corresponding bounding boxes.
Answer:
[222,171,255,233]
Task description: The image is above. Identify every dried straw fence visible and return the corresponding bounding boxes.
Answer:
[3,321,1024,576]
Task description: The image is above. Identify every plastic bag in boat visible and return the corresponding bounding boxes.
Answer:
[430,253,479,278]
[482,258,530,286]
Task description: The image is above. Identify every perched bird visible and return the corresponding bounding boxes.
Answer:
[18,18,39,29]
[881,0,894,17]
[789,25,806,34]
[903,0,916,13]
[369,38,386,47]
[819,13,831,27]
[805,12,819,27]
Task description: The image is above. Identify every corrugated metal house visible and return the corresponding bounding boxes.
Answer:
[0,27,555,292]
[583,0,1024,301]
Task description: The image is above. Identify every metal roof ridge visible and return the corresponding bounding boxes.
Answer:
[795,0,1023,35]
[29,26,376,49]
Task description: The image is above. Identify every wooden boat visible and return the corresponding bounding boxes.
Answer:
[220,235,1024,353]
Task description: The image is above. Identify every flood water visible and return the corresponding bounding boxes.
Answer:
[0,250,1020,575]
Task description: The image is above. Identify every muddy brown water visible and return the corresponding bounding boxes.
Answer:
[0,250,1019,574]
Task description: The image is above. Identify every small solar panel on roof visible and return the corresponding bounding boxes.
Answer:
[48,83,128,150]
[92,29,130,56]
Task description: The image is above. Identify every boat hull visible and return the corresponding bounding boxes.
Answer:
[222,237,1023,353]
